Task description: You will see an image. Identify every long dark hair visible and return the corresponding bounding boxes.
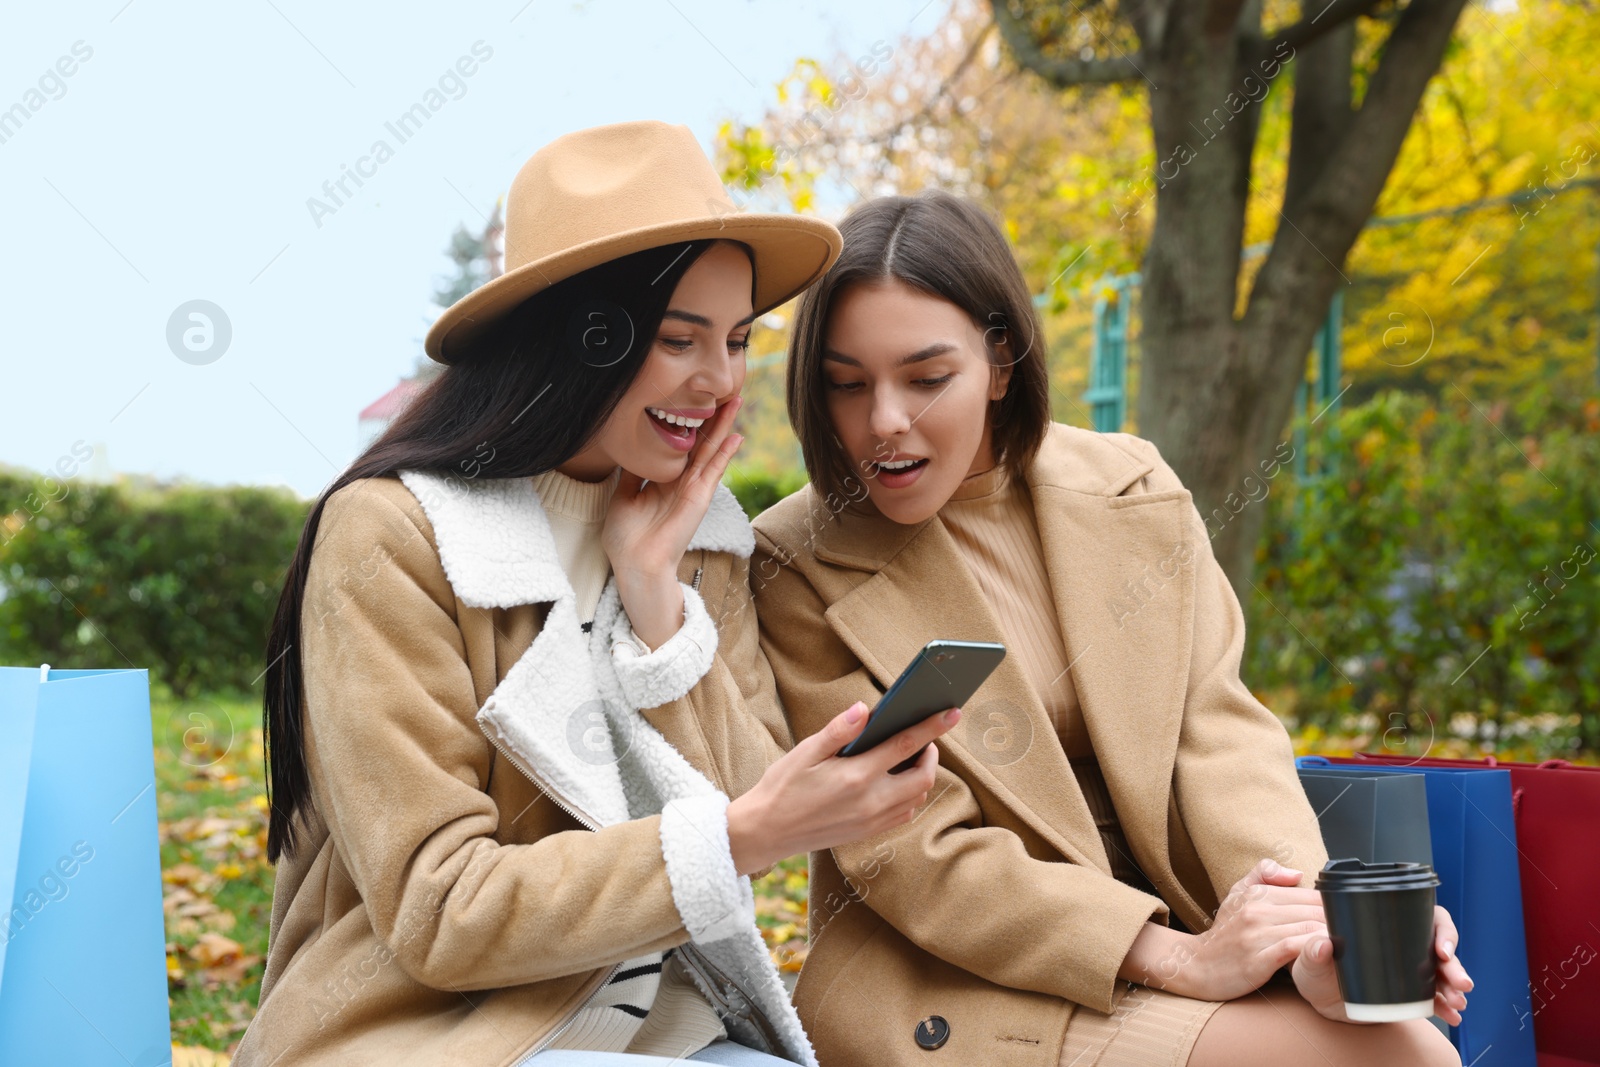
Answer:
[264,239,731,862]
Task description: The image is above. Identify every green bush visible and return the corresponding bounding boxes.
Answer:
[0,473,309,699]
[0,465,812,698]
[727,467,808,519]
[1246,387,1600,755]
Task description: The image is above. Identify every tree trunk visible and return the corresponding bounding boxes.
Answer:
[1130,0,1466,594]
[992,0,1470,593]
[1136,3,1286,591]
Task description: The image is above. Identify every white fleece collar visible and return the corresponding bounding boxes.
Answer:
[394,469,753,610]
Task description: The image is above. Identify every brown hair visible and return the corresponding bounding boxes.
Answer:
[785,189,1051,508]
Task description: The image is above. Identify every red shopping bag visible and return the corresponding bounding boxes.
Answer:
[1341,754,1600,1067]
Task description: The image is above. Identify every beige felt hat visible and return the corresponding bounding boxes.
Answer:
[425,120,842,364]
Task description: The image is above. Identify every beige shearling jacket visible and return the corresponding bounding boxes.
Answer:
[234,469,812,1067]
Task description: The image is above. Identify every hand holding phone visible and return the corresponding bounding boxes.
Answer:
[839,640,1006,772]
[724,699,961,875]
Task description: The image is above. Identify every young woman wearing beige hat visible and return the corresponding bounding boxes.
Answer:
[751,190,1472,1067]
[236,122,956,1067]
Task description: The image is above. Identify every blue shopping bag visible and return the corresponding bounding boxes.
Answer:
[0,666,170,1067]
[1299,756,1538,1067]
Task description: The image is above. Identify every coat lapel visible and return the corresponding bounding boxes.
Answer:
[395,468,755,827]
[818,517,1109,872]
[812,427,1199,900]
[397,468,815,1065]
[1030,481,1197,908]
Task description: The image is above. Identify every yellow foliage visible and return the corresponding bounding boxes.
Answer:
[713,0,1598,468]
[1338,3,1600,397]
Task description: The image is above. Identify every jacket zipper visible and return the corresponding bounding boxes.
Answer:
[480,717,598,831]
[479,720,623,1064]
[676,942,785,1055]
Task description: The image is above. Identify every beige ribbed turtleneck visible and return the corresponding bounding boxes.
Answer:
[938,462,1156,895]
[938,462,1089,756]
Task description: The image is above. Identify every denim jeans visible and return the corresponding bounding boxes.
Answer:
[528,1039,796,1065]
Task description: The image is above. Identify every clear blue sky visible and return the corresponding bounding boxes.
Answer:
[1,0,936,498]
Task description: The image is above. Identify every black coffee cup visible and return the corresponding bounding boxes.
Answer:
[1315,858,1439,1021]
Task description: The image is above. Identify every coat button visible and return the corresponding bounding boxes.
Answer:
[914,1015,950,1050]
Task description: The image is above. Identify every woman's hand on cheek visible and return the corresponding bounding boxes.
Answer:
[604,397,743,647]
[724,702,962,876]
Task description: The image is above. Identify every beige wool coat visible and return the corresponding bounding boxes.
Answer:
[751,423,1330,1067]
[234,470,815,1067]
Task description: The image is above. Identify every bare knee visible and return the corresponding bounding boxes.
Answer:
[1319,1016,1460,1067]
[1188,988,1461,1067]
[1391,1019,1461,1067]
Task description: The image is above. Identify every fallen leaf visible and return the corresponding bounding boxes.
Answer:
[163,888,198,914]
[176,899,222,919]
[193,816,241,838]
[171,1044,230,1067]
[187,932,261,985]
[203,954,262,985]
[164,863,207,887]
[189,933,243,967]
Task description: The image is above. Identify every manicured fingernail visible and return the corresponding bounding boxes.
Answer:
[1442,941,1455,960]
[845,702,867,724]
[944,708,962,723]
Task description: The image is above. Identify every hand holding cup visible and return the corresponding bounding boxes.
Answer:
[1294,859,1474,1025]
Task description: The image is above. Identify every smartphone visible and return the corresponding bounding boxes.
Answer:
[838,640,1007,772]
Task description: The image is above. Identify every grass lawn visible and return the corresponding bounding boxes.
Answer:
[152,694,272,1055]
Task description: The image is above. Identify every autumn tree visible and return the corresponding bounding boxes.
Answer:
[719,0,1600,593]
[723,1,1472,589]
[1007,1,1482,589]
[1332,4,1600,402]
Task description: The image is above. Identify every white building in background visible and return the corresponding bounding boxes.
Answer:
[357,376,428,451]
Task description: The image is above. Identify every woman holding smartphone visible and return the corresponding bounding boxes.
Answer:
[235,122,954,1067]
[751,190,1472,1066]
